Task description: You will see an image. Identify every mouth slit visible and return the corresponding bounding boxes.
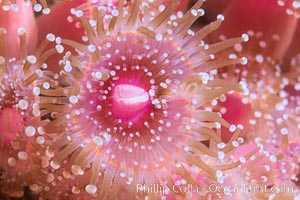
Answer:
[112,83,150,121]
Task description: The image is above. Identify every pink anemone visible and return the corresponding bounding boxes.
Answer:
[0,18,56,199]
[210,0,298,59]
[33,1,248,199]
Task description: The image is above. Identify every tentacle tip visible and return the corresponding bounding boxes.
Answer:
[240,57,248,65]
[17,27,26,36]
[0,28,7,34]
[241,33,249,42]
[217,14,225,21]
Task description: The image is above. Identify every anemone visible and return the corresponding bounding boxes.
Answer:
[33,1,251,199]
[0,25,56,197]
